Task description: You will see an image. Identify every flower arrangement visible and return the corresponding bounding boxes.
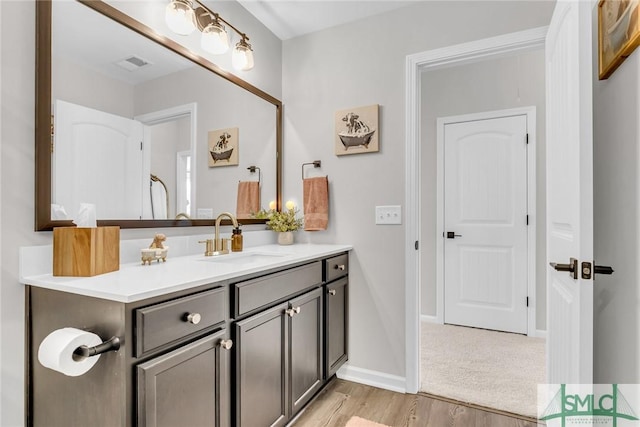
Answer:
[254,208,303,232]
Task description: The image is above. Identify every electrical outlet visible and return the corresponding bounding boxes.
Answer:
[197,208,213,219]
[375,205,402,225]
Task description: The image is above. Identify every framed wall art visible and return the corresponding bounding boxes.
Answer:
[208,127,239,167]
[599,0,640,79]
[334,104,379,156]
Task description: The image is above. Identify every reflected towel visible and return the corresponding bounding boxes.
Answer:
[150,180,168,219]
[303,176,329,231]
[236,181,260,219]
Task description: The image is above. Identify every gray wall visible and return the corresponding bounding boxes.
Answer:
[0,1,282,425]
[420,50,547,331]
[592,9,640,382]
[52,56,135,118]
[282,1,554,378]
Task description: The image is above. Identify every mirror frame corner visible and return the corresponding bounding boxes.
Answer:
[35,0,282,231]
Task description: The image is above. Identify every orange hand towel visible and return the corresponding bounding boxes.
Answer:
[236,181,260,220]
[303,176,329,231]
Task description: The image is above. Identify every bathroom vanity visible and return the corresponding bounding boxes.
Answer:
[24,245,350,427]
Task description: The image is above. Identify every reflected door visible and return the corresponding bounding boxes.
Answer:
[54,100,144,220]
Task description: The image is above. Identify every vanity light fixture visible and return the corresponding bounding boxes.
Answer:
[165,0,254,71]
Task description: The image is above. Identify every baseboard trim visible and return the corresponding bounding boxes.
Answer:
[336,364,406,394]
[534,329,547,339]
[420,315,438,323]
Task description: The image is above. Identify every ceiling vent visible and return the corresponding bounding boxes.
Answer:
[115,55,152,72]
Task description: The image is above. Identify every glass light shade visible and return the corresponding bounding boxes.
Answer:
[201,22,229,54]
[232,41,254,71]
[165,0,196,36]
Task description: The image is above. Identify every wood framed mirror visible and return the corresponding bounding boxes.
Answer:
[35,0,282,231]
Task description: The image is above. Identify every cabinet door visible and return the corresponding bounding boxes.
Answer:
[137,330,231,427]
[289,287,324,414]
[326,277,348,378]
[235,302,289,427]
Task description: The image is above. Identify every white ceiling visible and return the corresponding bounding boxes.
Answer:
[237,0,417,40]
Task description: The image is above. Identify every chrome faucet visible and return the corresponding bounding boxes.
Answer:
[213,212,239,255]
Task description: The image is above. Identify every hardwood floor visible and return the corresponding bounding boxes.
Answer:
[291,379,543,427]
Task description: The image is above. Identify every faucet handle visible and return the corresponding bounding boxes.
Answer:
[198,239,214,256]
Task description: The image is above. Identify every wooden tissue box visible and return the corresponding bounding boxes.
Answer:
[53,226,120,277]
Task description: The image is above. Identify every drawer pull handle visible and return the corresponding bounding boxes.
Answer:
[334,264,346,271]
[219,339,233,350]
[328,289,337,296]
[285,307,301,317]
[185,313,202,325]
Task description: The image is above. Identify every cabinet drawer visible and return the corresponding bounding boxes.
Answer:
[233,262,322,317]
[324,253,348,282]
[135,287,226,357]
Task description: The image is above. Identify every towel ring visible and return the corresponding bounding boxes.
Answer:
[302,160,321,179]
[246,165,261,185]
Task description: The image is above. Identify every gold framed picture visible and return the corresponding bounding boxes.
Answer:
[599,0,640,79]
[208,127,239,167]
[334,104,379,156]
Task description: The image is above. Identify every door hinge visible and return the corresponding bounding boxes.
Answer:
[526,297,529,307]
[526,133,529,145]
[51,114,55,153]
[526,215,529,225]
[140,141,143,151]
[415,241,419,250]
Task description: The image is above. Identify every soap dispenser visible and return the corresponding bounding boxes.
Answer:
[231,225,243,252]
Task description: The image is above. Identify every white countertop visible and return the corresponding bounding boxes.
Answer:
[21,244,352,303]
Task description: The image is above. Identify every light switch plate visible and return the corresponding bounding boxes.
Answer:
[197,208,213,219]
[375,205,402,225]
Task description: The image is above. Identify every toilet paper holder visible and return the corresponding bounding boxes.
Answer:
[72,336,121,362]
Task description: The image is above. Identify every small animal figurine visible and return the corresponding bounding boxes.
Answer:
[149,234,166,250]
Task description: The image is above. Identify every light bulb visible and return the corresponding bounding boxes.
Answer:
[285,201,295,210]
[232,39,254,71]
[165,0,196,36]
[269,201,277,210]
[201,21,229,54]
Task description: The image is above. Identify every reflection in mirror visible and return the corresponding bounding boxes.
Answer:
[36,0,282,230]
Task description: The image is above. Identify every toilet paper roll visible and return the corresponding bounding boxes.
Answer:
[38,327,103,377]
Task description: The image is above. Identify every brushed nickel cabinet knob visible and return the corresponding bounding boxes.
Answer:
[219,339,233,350]
[328,289,337,296]
[186,313,202,324]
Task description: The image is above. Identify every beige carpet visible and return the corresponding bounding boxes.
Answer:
[420,321,545,418]
[345,416,390,427]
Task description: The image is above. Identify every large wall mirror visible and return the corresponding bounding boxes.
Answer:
[35,0,282,231]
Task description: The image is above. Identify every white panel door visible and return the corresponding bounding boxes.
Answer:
[444,115,528,334]
[54,100,145,220]
[545,0,593,384]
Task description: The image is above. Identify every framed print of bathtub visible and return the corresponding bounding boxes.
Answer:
[599,0,640,79]
[208,127,239,167]
[335,104,379,156]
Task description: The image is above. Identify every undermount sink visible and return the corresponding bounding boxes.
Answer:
[198,251,291,265]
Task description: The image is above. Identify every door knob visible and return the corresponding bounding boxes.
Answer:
[550,258,578,280]
[446,231,462,239]
[594,265,614,275]
[328,289,337,296]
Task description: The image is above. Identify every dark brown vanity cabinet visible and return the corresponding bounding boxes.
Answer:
[137,329,231,427]
[27,285,230,427]
[233,263,324,427]
[27,252,349,427]
[323,254,349,379]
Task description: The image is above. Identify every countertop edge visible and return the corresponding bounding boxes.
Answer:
[22,244,353,303]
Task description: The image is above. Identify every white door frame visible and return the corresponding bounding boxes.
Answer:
[436,107,536,336]
[134,103,198,218]
[404,26,547,394]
